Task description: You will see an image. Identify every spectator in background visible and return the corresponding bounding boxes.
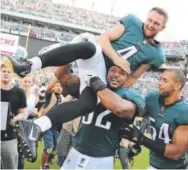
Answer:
[36,83,47,111]
[17,75,39,169]
[38,78,63,169]
[118,139,131,170]
[1,64,27,169]
[55,95,80,167]
[20,75,39,120]
[56,119,74,167]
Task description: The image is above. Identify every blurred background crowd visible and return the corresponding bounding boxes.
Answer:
[12,70,188,99]
[1,0,188,99]
[1,0,118,30]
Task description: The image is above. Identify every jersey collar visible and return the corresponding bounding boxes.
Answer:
[158,95,183,108]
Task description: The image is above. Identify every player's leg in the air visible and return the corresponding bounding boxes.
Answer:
[3,34,97,77]
[17,34,107,162]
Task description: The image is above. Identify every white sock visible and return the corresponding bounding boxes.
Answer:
[34,116,52,132]
[29,57,42,71]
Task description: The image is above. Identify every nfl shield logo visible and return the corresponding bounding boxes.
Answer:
[80,158,85,164]
[66,159,71,164]
[161,106,165,112]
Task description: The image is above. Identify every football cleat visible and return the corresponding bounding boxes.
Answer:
[3,56,32,77]
[17,120,41,162]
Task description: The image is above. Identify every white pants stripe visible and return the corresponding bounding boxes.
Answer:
[71,33,107,94]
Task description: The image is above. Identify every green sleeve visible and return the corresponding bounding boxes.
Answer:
[115,88,145,115]
[120,14,140,29]
[176,101,188,125]
[148,48,166,68]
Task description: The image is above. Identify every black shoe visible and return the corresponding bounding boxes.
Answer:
[43,164,50,170]
[47,153,55,164]
[3,57,32,77]
[18,120,41,162]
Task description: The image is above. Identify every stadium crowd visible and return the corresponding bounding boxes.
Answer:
[133,71,188,97]
[1,20,76,42]
[1,0,119,30]
[162,42,186,56]
[13,69,188,99]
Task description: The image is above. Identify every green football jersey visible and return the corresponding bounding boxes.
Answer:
[105,14,166,72]
[73,88,145,157]
[146,91,188,169]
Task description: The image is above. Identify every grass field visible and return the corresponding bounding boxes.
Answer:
[25,142,149,169]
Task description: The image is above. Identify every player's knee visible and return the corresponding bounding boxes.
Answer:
[82,42,96,59]
[77,90,97,113]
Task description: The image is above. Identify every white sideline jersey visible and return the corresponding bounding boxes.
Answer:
[70,33,107,93]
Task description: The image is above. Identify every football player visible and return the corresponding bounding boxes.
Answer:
[123,68,188,169]
[60,65,146,169]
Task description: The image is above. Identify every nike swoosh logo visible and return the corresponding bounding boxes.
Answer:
[132,137,138,141]
[20,70,29,76]
[29,126,37,141]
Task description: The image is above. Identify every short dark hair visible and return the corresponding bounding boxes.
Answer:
[64,75,80,98]
[150,7,169,24]
[164,68,186,89]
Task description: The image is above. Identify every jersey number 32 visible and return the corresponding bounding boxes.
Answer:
[82,110,111,130]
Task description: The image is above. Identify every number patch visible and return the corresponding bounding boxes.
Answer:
[82,110,112,130]
[117,45,138,60]
[149,117,171,144]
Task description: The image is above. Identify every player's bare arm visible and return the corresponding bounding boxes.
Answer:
[124,64,151,87]
[46,76,59,93]
[97,88,136,119]
[9,107,26,126]
[165,125,188,160]
[98,24,131,74]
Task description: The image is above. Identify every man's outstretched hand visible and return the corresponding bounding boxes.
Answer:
[120,117,150,145]
[113,57,131,74]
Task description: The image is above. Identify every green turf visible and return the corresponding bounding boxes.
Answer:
[25,142,149,169]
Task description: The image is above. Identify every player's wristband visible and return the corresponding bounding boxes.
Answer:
[90,77,107,93]
[141,136,166,156]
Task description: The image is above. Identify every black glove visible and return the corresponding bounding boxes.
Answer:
[128,144,142,159]
[131,116,150,144]
[131,125,145,144]
[120,123,134,140]
[89,76,107,93]
[120,121,148,145]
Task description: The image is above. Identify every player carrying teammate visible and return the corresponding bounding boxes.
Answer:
[3,7,168,161]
